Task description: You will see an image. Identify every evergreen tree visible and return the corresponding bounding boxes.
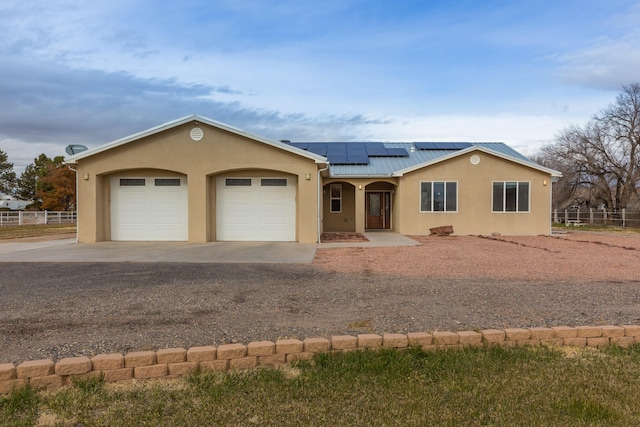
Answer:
[0,149,17,196]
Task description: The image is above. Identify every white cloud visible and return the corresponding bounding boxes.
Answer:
[554,3,640,89]
[557,38,640,89]
[358,113,591,156]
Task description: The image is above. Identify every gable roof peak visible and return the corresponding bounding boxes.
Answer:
[65,114,327,164]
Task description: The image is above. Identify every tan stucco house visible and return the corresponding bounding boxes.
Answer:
[66,114,561,243]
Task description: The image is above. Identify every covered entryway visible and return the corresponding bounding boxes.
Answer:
[216,176,296,241]
[366,191,391,229]
[110,176,188,241]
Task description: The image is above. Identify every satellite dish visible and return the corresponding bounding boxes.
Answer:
[65,144,88,156]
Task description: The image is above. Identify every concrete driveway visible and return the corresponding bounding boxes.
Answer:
[0,232,418,263]
[0,239,317,263]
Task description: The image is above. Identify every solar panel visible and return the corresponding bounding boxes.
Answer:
[306,143,328,156]
[432,143,459,150]
[347,154,370,164]
[385,148,409,157]
[326,143,347,155]
[346,143,366,153]
[290,142,309,150]
[325,143,348,164]
[414,142,436,150]
[415,142,460,150]
[365,142,388,156]
[452,142,473,149]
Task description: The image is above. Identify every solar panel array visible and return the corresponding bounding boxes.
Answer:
[289,142,409,165]
[288,141,474,165]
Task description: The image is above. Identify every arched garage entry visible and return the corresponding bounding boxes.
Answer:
[109,171,188,241]
[214,170,297,241]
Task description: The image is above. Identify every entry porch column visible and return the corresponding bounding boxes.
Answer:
[355,185,366,233]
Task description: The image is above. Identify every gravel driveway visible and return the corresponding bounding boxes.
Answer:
[1,230,640,364]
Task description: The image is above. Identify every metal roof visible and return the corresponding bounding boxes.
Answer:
[289,142,560,178]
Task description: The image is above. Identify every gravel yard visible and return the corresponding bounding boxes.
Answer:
[1,230,640,364]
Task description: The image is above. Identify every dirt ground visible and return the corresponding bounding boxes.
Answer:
[315,230,640,281]
[1,229,639,365]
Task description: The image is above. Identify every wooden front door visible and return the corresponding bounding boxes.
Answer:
[366,192,391,229]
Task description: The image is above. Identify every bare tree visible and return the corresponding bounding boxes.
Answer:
[530,152,581,209]
[541,84,640,210]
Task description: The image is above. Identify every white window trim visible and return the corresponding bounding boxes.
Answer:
[330,183,342,213]
[419,181,458,213]
[492,181,531,213]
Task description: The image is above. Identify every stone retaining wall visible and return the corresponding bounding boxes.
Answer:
[2,324,639,395]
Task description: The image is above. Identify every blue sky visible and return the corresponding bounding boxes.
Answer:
[2,0,639,173]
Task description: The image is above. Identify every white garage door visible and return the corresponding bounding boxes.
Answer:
[216,177,296,241]
[110,176,188,241]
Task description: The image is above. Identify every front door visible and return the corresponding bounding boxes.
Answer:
[366,192,391,229]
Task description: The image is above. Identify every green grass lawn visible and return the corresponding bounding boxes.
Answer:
[0,224,76,240]
[3,345,640,426]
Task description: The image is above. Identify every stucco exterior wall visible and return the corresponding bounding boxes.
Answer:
[75,121,320,243]
[396,150,552,236]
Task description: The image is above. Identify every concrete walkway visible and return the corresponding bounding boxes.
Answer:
[317,232,420,249]
[0,232,418,263]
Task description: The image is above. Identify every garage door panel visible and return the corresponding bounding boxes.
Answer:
[111,176,188,241]
[217,176,296,241]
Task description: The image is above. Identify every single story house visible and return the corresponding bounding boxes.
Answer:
[66,114,561,243]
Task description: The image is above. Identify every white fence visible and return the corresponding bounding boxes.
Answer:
[553,208,640,228]
[0,211,77,227]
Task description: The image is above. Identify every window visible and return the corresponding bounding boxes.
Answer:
[226,178,251,186]
[261,178,287,186]
[330,184,342,213]
[421,181,457,212]
[120,178,145,186]
[493,181,529,212]
[154,178,181,186]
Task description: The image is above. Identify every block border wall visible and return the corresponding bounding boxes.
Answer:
[2,324,640,394]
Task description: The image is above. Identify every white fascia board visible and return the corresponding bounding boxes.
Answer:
[65,114,327,165]
[392,145,562,178]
